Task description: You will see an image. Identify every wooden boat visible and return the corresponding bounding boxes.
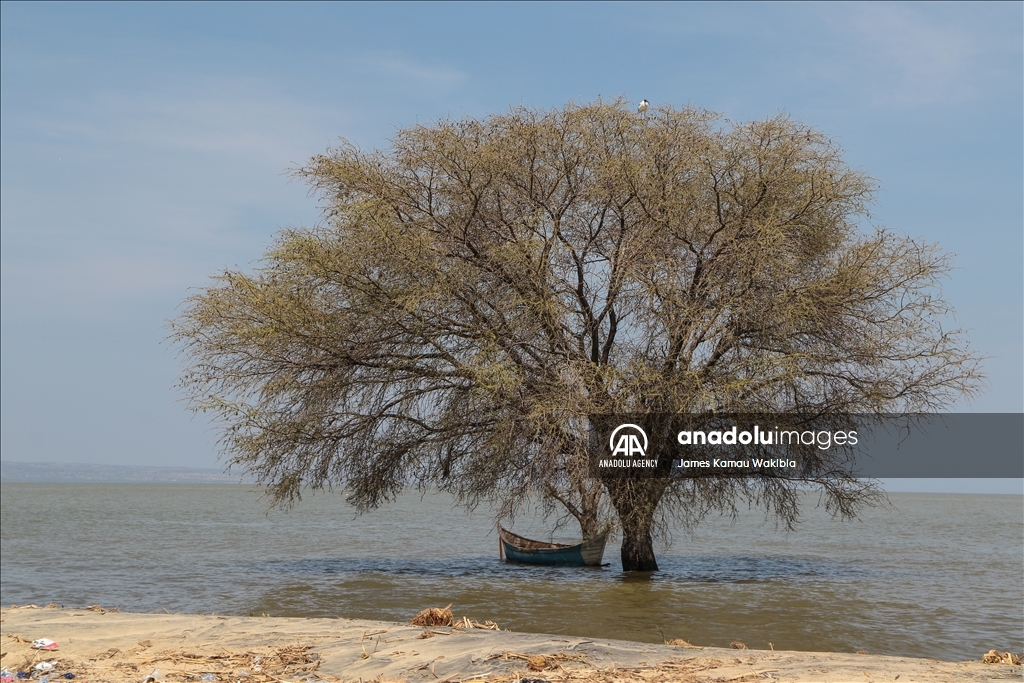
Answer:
[498,526,609,567]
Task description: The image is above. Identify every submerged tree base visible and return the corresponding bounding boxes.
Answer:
[620,537,660,572]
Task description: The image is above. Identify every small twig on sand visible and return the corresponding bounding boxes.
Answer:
[417,629,454,639]
[722,670,779,681]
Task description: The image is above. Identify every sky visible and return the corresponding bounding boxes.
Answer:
[1,3,1021,489]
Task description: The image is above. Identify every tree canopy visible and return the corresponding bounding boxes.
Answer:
[173,100,982,570]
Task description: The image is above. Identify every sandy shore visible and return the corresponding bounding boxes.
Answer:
[1,606,1018,682]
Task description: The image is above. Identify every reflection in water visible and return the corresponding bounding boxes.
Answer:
[1,484,1020,661]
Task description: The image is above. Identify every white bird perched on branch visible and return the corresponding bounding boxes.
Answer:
[637,99,649,114]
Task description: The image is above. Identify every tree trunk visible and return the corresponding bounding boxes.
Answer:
[604,476,669,571]
[576,476,603,538]
[545,475,603,538]
[619,511,658,571]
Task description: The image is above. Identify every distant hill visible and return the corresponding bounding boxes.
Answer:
[0,461,254,483]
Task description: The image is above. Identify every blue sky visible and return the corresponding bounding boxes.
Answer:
[2,3,1021,481]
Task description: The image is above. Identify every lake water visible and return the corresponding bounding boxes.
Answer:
[1,484,1021,661]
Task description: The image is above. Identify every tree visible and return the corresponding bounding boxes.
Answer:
[172,100,982,571]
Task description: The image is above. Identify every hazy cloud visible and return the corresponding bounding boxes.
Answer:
[356,52,467,93]
[826,3,990,108]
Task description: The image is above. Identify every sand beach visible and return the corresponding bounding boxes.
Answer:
[2,606,1019,683]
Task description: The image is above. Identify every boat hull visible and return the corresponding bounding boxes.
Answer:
[499,527,608,567]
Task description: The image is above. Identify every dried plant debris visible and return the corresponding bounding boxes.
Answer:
[416,629,456,639]
[408,604,501,632]
[87,603,122,613]
[483,657,728,682]
[485,651,590,671]
[666,638,703,649]
[981,649,1021,665]
[410,603,454,627]
[730,641,748,650]
[527,655,556,672]
[452,616,502,630]
[46,645,330,682]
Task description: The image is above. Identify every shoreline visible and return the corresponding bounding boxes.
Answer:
[2,607,1018,682]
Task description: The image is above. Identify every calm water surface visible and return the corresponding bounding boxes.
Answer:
[1,484,1021,661]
